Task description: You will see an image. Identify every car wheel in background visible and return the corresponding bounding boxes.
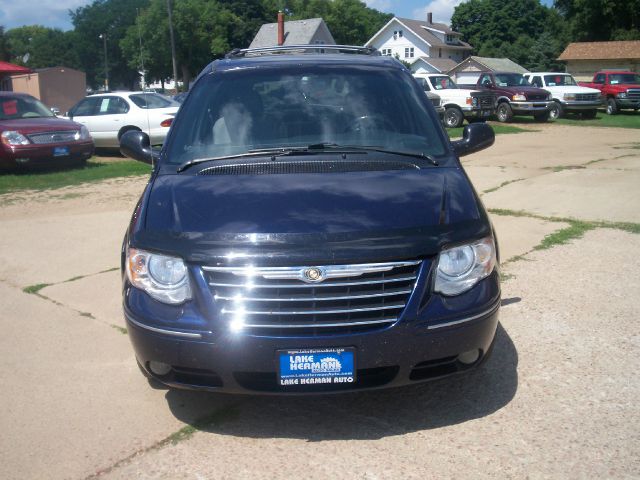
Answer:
[443,107,464,128]
[534,111,551,122]
[496,102,513,123]
[549,101,563,120]
[606,98,618,115]
[117,126,142,142]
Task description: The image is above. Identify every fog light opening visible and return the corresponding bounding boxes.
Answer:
[458,349,481,365]
[148,361,172,376]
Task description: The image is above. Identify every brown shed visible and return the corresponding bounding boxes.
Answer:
[10,66,86,113]
[558,41,640,81]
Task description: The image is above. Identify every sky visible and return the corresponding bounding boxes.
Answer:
[1,0,555,32]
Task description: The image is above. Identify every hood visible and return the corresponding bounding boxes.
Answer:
[132,167,489,265]
[0,116,81,134]
[546,85,601,95]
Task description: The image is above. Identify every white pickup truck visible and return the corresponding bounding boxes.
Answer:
[413,73,496,128]
[523,72,601,119]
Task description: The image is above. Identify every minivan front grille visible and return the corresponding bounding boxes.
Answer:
[202,261,421,336]
[27,131,79,144]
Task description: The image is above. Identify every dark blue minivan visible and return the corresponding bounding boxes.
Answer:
[120,45,500,394]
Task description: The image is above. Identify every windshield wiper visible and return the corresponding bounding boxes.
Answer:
[305,143,439,165]
[177,150,291,172]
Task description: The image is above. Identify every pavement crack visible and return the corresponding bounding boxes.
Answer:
[482,178,526,195]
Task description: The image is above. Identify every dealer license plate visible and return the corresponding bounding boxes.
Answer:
[278,347,356,387]
[481,110,492,117]
[53,146,70,157]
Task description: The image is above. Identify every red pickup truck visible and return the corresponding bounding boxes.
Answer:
[579,71,640,114]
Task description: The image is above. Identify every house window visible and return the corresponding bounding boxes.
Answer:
[446,34,454,43]
[393,30,403,39]
[404,47,414,58]
[381,48,392,56]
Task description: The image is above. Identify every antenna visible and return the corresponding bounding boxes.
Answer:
[137,7,154,167]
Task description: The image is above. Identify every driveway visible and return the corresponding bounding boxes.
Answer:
[0,124,638,479]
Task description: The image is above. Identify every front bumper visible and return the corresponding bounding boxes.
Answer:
[615,98,640,109]
[124,269,501,395]
[560,100,602,110]
[462,107,495,119]
[0,141,94,169]
[510,100,553,114]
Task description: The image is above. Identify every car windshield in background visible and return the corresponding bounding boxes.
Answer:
[544,74,577,86]
[165,65,446,166]
[495,74,530,87]
[129,93,178,109]
[429,76,458,90]
[0,96,54,121]
[609,73,640,84]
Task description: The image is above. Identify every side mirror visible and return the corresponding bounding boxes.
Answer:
[451,123,495,157]
[50,107,60,116]
[120,130,159,164]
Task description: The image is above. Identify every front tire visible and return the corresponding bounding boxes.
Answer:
[549,101,563,120]
[496,102,513,123]
[606,98,618,115]
[444,107,464,128]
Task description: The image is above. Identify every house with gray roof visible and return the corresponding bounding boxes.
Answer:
[249,17,335,48]
[364,13,472,73]
[448,56,529,84]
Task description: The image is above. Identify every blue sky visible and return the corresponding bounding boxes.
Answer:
[1,0,555,32]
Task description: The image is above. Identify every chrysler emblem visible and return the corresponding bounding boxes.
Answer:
[303,267,324,283]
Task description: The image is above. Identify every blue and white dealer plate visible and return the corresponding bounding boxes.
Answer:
[278,347,356,387]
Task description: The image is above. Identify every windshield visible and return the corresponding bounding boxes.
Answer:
[165,65,446,165]
[494,74,530,87]
[129,93,178,109]
[428,76,458,90]
[609,73,640,84]
[0,95,54,120]
[543,74,577,86]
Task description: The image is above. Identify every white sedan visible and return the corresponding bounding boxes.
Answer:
[66,92,179,147]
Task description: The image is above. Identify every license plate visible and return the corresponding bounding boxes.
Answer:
[278,347,356,387]
[53,146,70,157]
[481,110,491,117]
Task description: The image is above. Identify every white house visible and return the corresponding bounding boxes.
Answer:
[365,13,473,73]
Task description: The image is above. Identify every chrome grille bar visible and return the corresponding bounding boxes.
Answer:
[214,288,412,302]
[209,275,417,288]
[242,318,398,329]
[222,304,406,315]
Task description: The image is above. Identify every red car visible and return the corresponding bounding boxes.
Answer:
[0,92,94,170]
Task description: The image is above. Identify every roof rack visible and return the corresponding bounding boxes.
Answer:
[225,44,380,59]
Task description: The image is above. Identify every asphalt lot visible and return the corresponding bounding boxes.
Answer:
[0,124,639,479]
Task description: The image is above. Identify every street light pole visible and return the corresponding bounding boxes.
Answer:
[99,33,109,91]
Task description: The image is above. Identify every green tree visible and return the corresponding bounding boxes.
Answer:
[71,0,150,90]
[554,0,640,41]
[451,0,569,71]
[5,26,80,69]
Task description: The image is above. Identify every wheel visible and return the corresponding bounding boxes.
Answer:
[443,107,464,128]
[496,102,513,123]
[606,98,618,115]
[581,109,597,119]
[549,101,563,120]
[117,126,142,141]
[534,111,551,122]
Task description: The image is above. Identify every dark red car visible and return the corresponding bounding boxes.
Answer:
[0,92,94,170]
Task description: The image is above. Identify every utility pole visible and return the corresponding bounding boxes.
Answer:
[99,33,109,91]
[166,0,179,92]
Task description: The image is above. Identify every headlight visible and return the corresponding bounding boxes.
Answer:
[126,247,191,304]
[434,237,497,296]
[617,92,627,98]
[74,125,92,141]
[563,94,576,101]
[512,94,526,101]
[1,131,30,146]
[547,93,553,100]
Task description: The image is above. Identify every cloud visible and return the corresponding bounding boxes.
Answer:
[0,0,89,31]
[412,0,468,24]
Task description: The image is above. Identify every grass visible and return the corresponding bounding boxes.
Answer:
[23,283,52,295]
[447,123,529,139]
[554,111,640,129]
[534,221,596,250]
[0,158,151,195]
[483,178,525,194]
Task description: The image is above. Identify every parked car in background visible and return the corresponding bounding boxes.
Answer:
[66,92,179,148]
[459,71,553,123]
[0,92,94,170]
[414,73,496,128]
[173,92,188,104]
[119,45,500,395]
[424,90,445,121]
[524,72,601,119]
[579,71,640,115]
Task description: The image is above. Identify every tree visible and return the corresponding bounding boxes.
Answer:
[554,0,640,41]
[71,0,150,89]
[5,26,80,69]
[451,0,569,71]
